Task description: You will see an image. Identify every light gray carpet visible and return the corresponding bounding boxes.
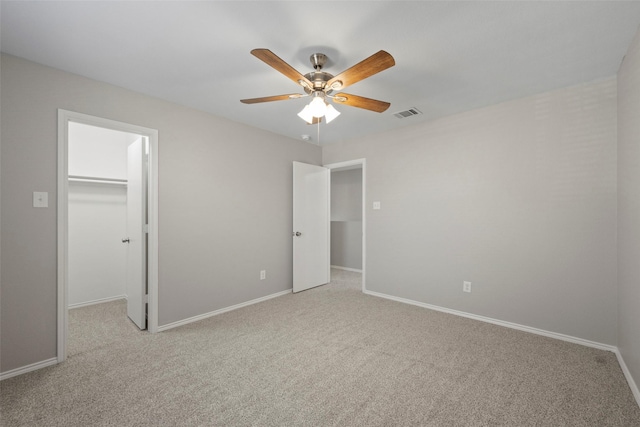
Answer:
[1,269,639,426]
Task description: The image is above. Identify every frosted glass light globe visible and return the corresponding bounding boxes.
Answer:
[309,96,328,117]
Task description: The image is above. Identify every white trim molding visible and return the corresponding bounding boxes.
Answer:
[615,349,640,408]
[331,265,363,273]
[57,109,160,365]
[157,289,291,332]
[0,358,58,381]
[68,295,126,310]
[324,158,367,293]
[364,289,617,353]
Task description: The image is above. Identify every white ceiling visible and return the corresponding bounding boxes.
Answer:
[2,1,640,145]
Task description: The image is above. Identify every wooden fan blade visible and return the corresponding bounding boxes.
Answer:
[332,93,390,113]
[327,50,395,91]
[240,94,304,104]
[251,49,313,89]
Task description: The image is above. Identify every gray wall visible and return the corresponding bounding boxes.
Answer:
[330,169,362,270]
[0,54,321,373]
[324,77,618,345]
[617,25,640,392]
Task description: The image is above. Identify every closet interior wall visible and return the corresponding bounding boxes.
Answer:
[68,122,136,307]
[330,168,363,271]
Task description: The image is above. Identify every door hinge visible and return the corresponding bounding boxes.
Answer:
[144,294,149,304]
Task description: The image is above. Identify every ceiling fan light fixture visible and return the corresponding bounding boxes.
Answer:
[308,95,327,117]
[324,104,341,123]
[297,105,315,124]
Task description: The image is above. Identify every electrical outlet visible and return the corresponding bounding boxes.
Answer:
[260,270,266,280]
[463,281,471,293]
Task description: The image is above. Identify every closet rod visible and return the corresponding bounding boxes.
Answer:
[68,175,127,185]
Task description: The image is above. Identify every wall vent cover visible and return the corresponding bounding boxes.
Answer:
[393,108,423,119]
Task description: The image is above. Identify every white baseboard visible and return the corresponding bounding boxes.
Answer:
[330,265,363,273]
[69,295,126,309]
[369,286,640,408]
[7,288,637,409]
[615,349,640,408]
[2,291,292,380]
[158,289,291,332]
[0,357,58,381]
[363,289,617,352]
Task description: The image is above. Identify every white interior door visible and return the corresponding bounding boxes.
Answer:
[125,137,147,329]
[293,161,330,292]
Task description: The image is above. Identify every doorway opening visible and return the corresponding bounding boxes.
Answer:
[325,159,366,292]
[57,110,159,363]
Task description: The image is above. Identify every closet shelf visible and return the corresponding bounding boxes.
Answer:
[68,175,127,186]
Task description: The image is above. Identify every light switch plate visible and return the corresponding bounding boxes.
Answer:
[33,192,48,208]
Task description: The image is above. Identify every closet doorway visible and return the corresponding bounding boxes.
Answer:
[57,110,159,363]
[325,159,366,292]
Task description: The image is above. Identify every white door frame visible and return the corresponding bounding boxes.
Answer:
[324,158,366,292]
[57,109,160,363]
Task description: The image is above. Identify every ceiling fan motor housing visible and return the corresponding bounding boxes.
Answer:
[302,53,337,94]
[303,71,334,94]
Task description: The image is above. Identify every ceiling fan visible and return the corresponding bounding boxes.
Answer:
[240,49,395,124]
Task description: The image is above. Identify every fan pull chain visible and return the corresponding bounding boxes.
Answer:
[317,120,320,145]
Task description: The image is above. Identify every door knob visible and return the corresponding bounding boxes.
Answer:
[122,238,130,243]
[293,231,302,237]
